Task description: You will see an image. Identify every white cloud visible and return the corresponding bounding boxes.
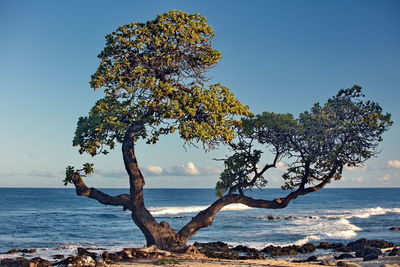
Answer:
[379,173,399,184]
[4,171,57,178]
[344,165,367,171]
[145,166,164,176]
[276,162,287,171]
[387,160,400,169]
[380,174,391,182]
[96,162,221,178]
[167,162,200,176]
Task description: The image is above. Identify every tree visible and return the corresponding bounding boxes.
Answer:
[65,10,392,252]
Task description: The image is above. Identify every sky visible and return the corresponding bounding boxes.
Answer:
[0,0,399,188]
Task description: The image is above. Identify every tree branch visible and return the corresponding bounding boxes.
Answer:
[179,165,337,242]
[71,174,131,211]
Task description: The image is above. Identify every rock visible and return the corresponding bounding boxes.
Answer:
[5,249,20,254]
[0,258,36,267]
[52,254,64,259]
[95,260,108,267]
[261,245,298,256]
[389,227,400,231]
[267,215,280,220]
[336,261,362,267]
[232,245,258,254]
[78,247,98,259]
[5,248,37,254]
[320,260,337,266]
[335,253,354,259]
[355,247,382,257]
[193,241,235,258]
[388,248,400,256]
[318,242,345,250]
[102,251,123,262]
[346,239,395,251]
[184,245,200,254]
[0,257,50,267]
[193,241,230,252]
[297,243,316,253]
[54,255,96,267]
[305,255,318,261]
[363,253,379,261]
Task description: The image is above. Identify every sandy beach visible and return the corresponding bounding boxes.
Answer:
[108,255,400,267]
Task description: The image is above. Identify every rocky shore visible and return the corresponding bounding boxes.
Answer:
[0,239,399,267]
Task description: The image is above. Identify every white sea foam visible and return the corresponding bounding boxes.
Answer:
[149,203,251,216]
[293,235,321,246]
[271,206,400,246]
[0,243,145,261]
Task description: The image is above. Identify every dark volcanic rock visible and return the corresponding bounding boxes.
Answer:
[53,255,95,266]
[355,247,382,257]
[5,248,37,254]
[297,243,316,253]
[30,257,51,267]
[318,242,350,251]
[261,243,316,256]
[193,241,230,252]
[346,238,394,251]
[261,245,298,256]
[305,255,318,262]
[232,245,258,253]
[0,258,33,267]
[193,242,239,259]
[388,248,400,256]
[77,247,97,258]
[52,254,65,259]
[335,253,354,259]
[363,253,379,261]
[0,257,50,267]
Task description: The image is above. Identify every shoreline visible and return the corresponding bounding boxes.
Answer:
[1,239,399,267]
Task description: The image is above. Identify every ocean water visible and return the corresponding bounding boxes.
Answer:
[0,188,399,257]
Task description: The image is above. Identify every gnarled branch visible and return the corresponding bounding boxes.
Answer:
[71,174,131,211]
[178,166,336,242]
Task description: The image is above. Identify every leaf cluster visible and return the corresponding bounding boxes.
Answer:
[216,85,392,196]
[73,10,251,156]
[63,163,94,186]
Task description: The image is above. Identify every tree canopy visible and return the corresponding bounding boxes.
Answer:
[216,85,392,197]
[64,10,392,252]
[72,10,250,158]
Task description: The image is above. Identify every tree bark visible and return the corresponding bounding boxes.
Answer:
[178,169,336,242]
[71,124,338,252]
[122,122,187,251]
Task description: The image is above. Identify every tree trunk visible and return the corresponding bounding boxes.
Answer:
[122,123,187,251]
[72,121,338,252]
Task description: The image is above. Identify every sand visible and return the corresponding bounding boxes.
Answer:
[108,254,400,267]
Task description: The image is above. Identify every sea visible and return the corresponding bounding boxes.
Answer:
[0,188,399,258]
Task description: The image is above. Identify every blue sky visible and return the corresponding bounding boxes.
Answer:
[0,0,399,188]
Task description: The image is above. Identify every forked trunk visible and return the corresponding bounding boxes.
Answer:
[122,123,187,251]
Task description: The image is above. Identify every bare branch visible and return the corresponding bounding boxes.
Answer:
[71,174,131,211]
[179,166,336,242]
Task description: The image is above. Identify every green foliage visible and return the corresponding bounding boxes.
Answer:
[216,112,297,196]
[63,163,94,186]
[63,166,75,186]
[217,86,392,196]
[73,10,250,156]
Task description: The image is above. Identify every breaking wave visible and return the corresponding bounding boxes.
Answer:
[149,203,252,216]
